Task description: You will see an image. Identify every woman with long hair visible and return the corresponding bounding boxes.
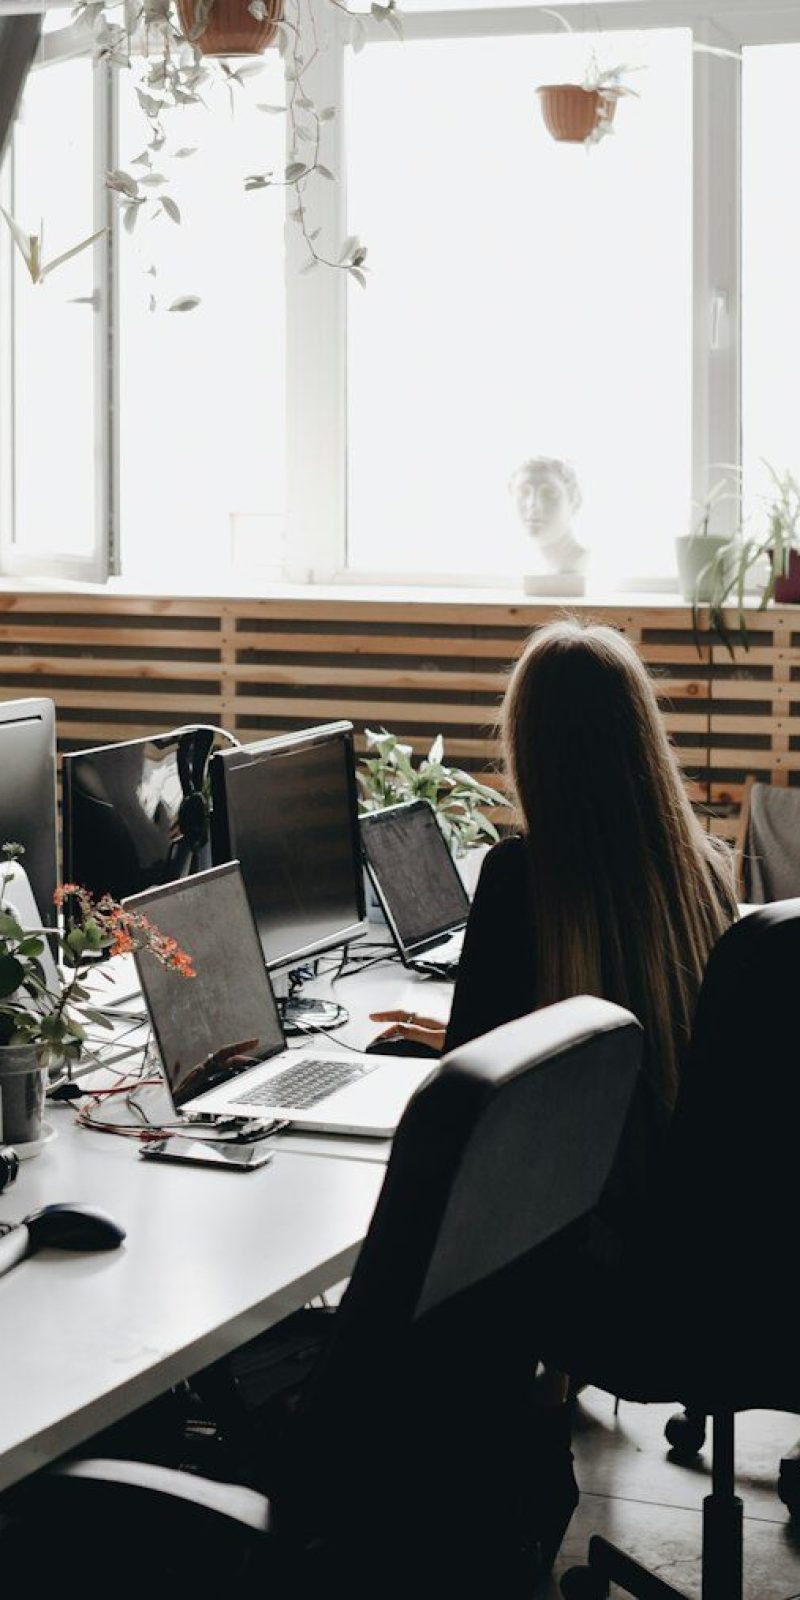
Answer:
[374,618,736,1142]
[369,619,737,1579]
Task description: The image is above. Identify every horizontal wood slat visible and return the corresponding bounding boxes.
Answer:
[3,590,800,844]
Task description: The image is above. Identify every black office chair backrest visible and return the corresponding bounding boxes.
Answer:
[279,998,641,1538]
[655,900,800,1356]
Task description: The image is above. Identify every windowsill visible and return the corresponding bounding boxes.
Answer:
[0,571,705,608]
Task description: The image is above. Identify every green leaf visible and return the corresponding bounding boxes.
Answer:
[0,912,24,940]
[0,954,24,997]
[17,937,44,957]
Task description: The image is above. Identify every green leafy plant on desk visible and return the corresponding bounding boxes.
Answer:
[0,843,195,1073]
[356,729,510,856]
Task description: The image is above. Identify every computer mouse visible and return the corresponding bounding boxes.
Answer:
[364,1037,441,1060]
[24,1204,126,1253]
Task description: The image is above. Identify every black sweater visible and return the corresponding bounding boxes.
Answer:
[444,834,672,1222]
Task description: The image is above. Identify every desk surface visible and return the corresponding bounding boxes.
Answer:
[0,1111,384,1491]
[0,948,450,1492]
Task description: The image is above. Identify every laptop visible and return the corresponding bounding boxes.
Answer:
[360,800,471,974]
[123,862,437,1137]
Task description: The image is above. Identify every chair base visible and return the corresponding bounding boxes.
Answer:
[562,1411,744,1600]
[561,1534,689,1598]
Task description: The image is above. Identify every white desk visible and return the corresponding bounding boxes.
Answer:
[0,1110,384,1492]
[0,950,452,1492]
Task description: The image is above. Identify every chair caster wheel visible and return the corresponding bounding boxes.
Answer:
[560,1567,609,1599]
[664,1409,706,1459]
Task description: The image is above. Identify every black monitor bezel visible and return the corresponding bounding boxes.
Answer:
[61,724,235,891]
[359,798,471,957]
[210,720,367,971]
[0,696,58,923]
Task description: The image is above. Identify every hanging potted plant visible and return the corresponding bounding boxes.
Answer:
[537,62,637,146]
[175,0,283,58]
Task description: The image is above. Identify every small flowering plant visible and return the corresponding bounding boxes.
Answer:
[0,843,195,1072]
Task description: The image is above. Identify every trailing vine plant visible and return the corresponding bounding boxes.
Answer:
[77,0,402,296]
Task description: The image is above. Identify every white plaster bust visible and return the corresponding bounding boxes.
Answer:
[509,456,588,576]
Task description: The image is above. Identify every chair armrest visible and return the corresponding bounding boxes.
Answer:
[56,1457,273,1531]
[8,1456,273,1536]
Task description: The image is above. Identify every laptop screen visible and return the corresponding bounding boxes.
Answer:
[361,802,470,951]
[126,863,284,1108]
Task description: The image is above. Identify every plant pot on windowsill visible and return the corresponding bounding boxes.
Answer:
[0,1044,47,1152]
[773,549,800,604]
[675,534,732,603]
[176,0,283,56]
[536,84,617,144]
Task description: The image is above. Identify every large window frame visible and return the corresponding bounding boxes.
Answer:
[2,0,800,589]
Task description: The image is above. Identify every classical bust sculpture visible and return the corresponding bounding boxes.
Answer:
[509,457,588,585]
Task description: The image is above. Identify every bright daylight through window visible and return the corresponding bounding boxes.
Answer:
[2,56,99,571]
[345,28,692,585]
[117,64,286,582]
[742,43,800,532]
[2,5,800,592]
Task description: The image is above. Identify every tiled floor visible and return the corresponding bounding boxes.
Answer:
[543,1389,800,1598]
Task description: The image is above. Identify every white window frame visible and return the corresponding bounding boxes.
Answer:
[3,0,800,590]
[0,18,116,582]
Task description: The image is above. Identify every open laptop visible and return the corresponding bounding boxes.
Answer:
[123,862,436,1137]
[360,800,471,974]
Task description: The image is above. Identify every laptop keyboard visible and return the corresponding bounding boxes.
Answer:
[231,1057,371,1111]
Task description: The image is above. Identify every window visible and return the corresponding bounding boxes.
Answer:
[117,64,286,582]
[345,28,692,584]
[742,42,800,524]
[0,55,107,578]
[3,4,800,591]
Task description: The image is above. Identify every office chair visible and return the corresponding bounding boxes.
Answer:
[0,997,642,1600]
[735,775,800,901]
[555,900,800,1599]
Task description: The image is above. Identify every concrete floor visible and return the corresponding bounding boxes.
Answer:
[544,1389,800,1598]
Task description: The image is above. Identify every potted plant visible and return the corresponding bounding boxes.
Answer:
[763,464,800,604]
[357,729,510,912]
[537,63,636,146]
[0,843,195,1154]
[175,0,283,58]
[676,478,740,603]
[687,465,800,657]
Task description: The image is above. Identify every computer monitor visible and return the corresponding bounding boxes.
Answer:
[62,725,236,903]
[0,697,58,924]
[210,721,367,980]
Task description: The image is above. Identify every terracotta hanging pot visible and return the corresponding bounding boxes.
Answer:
[536,84,617,144]
[176,0,283,56]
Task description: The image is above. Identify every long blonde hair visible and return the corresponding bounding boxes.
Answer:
[502,619,737,1106]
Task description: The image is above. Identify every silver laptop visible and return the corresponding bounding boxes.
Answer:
[360,800,471,973]
[123,862,436,1137]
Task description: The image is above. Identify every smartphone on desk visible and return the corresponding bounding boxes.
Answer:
[140,1137,273,1171]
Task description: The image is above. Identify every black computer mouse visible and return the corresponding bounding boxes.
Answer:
[24,1204,126,1252]
[364,1037,441,1060]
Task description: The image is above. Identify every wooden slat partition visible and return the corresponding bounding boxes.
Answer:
[1,589,798,841]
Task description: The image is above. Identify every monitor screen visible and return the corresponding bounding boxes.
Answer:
[0,698,57,925]
[127,863,284,1108]
[62,726,231,902]
[210,722,366,969]
[360,801,470,950]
